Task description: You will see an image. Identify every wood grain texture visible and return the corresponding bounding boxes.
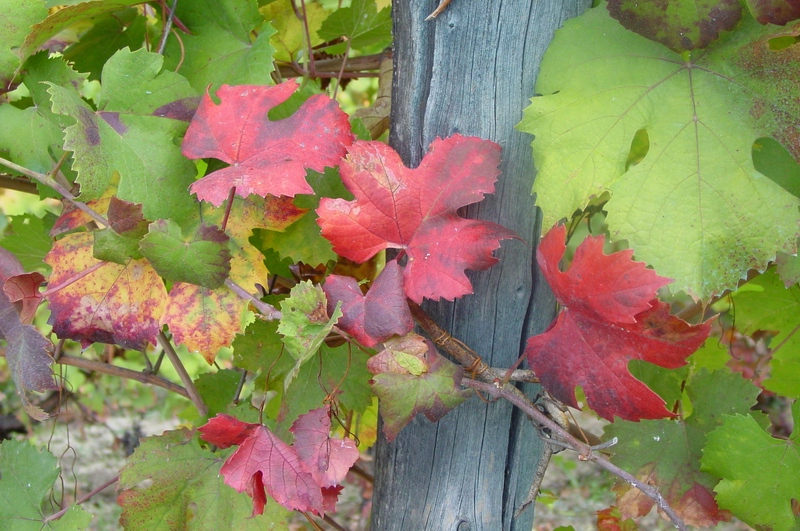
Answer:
[372,1,589,529]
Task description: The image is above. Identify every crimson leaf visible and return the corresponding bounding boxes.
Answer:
[525,225,711,421]
[317,136,517,303]
[183,81,354,204]
[323,259,413,347]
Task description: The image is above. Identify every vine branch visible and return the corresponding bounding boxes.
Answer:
[0,156,109,228]
[55,354,188,398]
[464,378,687,530]
[157,331,208,417]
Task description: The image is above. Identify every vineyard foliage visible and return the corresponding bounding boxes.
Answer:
[0,0,798,530]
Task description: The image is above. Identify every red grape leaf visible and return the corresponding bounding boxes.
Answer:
[745,0,800,25]
[199,413,348,516]
[4,272,45,324]
[197,414,258,448]
[526,225,711,421]
[323,259,413,347]
[0,249,56,420]
[317,136,517,303]
[367,333,471,441]
[44,233,168,350]
[289,405,359,488]
[597,505,639,531]
[183,81,354,205]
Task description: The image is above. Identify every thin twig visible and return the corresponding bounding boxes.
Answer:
[55,355,188,398]
[0,173,38,194]
[157,0,178,55]
[0,156,109,227]
[225,279,282,320]
[157,332,208,417]
[42,475,119,524]
[463,379,687,530]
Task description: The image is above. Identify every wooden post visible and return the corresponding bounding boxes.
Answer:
[371,1,589,529]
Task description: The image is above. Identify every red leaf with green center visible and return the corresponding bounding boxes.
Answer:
[526,224,711,421]
[367,333,471,441]
[183,81,354,204]
[317,136,517,303]
[323,259,413,347]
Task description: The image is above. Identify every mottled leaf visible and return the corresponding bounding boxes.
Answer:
[368,333,471,441]
[606,0,742,52]
[161,283,249,363]
[44,232,168,350]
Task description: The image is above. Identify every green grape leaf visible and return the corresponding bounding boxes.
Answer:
[0,214,54,273]
[318,0,391,54]
[22,52,87,129]
[282,342,373,434]
[518,7,800,300]
[256,210,336,267]
[0,105,65,175]
[164,0,276,90]
[47,48,199,223]
[260,0,327,62]
[18,0,145,66]
[48,505,93,531]
[277,281,342,389]
[195,369,242,419]
[367,333,471,441]
[61,9,147,80]
[701,405,800,530]
[93,227,143,264]
[0,1,47,88]
[606,0,743,52]
[753,137,800,200]
[730,268,800,397]
[605,369,760,526]
[232,318,287,373]
[0,439,60,530]
[118,429,291,530]
[139,220,231,289]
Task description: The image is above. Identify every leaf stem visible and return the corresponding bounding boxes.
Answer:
[0,156,109,228]
[41,262,107,298]
[224,279,282,320]
[157,331,208,417]
[463,378,687,531]
[41,475,119,524]
[55,354,188,398]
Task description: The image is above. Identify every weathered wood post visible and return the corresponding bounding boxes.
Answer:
[371,1,589,529]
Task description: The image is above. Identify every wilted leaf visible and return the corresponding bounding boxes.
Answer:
[323,260,413,347]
